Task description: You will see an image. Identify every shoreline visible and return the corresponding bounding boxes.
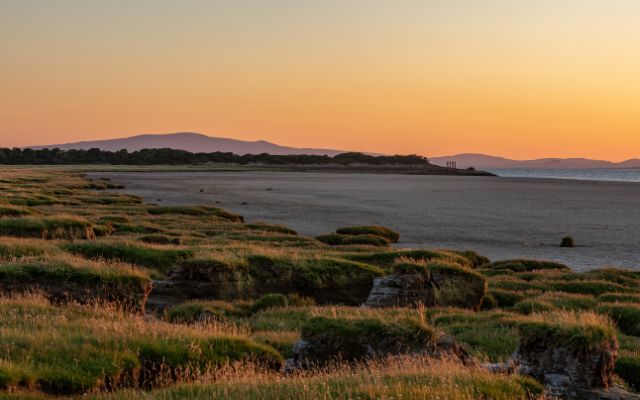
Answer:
[90,170,640,271]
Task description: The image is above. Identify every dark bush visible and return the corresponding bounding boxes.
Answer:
[480,294,497,310]
[560,236,575,247]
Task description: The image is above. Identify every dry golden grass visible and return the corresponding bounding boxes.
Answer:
[85,355,544,400]
[0,167,638,398]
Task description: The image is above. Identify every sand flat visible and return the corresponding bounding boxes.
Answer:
[91,171,640,271]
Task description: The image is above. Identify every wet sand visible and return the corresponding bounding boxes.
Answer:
[91,171,640,271]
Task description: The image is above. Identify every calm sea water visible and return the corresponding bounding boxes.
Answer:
[488,168,640,183]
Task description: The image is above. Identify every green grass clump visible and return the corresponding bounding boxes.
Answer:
[335,226,400,243]
[512,300,556,315]
[578,268,640,287]
[181,256,247,272]
[453,250,490,268]
[0,216,95,240]
[148,206,243,222]
[245,223,297,235]
[65,242,192,274]
[0,259,151,312]
[599,293,640,304]
[0,205,34,217]
[429,311,521,361]
[7,196,58,206]
[301,316,437,362]
[0,239,49,260]
[113,224,164,234]
[393,262,429,275]
[98,215,131,225]
[488,277,540,291]
[139,234,182,245]
[246,255,384,305]
[346,249,469,269]
[175,255,382,305]
[251,293,289,313]
[596,303,640,336]
[487,289,526,308]
[74,194,143,205]
[543,279,632,296]
[0,297,282,395]
[481,259,570,274]
[316,233,390,247]
[167,300,239,324]
[0,360,36,390]
[341,234,390,246]
[82,356,543,400]
[286,293,316,307]
[537,292,597,311]
[315,233,344,245]
[426,261,487,310]
[518,311,617,354]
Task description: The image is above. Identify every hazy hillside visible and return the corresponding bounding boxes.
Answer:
[30,132,346,156]
[430,153,640,169]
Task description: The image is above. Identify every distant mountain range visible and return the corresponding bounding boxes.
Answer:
[30,132,347,156]
[29,133,639,169]
[429,153,640,169]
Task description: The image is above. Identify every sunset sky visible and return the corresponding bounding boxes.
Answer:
[1,0,639,161]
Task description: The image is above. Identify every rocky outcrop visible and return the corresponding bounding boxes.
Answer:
[513,321,621,400]
[287,316,470,370]
[364,262,487,310]
[364,271,432,308]
[147,256,383,309]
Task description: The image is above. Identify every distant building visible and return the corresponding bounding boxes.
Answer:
[446,161,457,169]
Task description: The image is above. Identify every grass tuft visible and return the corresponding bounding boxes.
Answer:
[335,226,400,243]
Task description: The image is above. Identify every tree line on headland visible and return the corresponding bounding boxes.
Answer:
[0,147,431,166]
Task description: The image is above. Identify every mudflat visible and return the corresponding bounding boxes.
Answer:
[91,171,640,271]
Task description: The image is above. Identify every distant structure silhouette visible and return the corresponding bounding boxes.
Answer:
[446,161,457,168]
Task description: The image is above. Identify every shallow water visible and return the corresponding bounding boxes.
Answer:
[489,168,640,183]
[92,171,640,271]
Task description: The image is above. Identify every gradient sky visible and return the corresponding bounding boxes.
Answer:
[1,0,639,160]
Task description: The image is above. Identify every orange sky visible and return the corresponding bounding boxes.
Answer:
[1,1,639,161]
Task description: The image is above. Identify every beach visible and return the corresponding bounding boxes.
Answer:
[91,171,640,271]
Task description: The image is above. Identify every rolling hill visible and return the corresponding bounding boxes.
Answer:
[30,132,347,156]
[429,153,640,169]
